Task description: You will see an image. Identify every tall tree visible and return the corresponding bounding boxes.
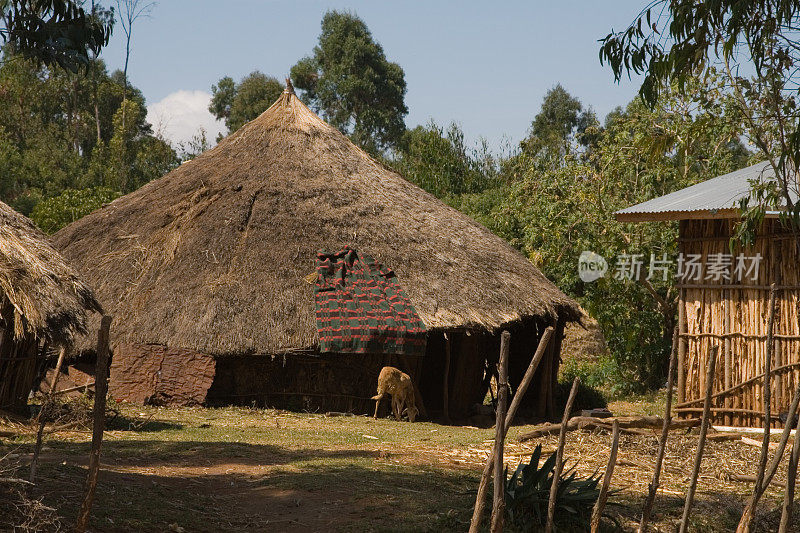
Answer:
[209,71,282,135]
[528,84,597,156]
[290,10,407,154]
[507,85,599,179]
[115,0,153,134]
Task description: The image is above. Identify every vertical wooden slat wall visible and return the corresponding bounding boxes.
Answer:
[677,219,800,427]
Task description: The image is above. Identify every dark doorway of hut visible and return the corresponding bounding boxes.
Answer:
[418,320,564,427]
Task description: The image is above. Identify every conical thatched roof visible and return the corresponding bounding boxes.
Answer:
[53,86,579,357]
[0,201,101,346]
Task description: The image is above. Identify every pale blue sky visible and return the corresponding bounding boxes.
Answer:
[100,1,646,149]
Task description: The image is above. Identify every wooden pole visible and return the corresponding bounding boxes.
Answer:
[470,328,552,533]
[677,289,687,405]
[443,333,451,424]
[590,419,619,533]
[75,315,112,533]
[545,376,580,533]
[737,286,778,533]
[756,285,777,478]
[30,344,68,483]
[639,326,679,533]
[779,425,800,533]
[724,290,732,426]
[678,345,718,533]
[504,327,553,433]
[490,331,511,533]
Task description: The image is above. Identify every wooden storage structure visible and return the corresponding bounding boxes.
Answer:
[617,161,798,426]
[675,219,800,426]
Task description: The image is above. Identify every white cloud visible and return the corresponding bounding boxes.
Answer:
[146,90,226,148]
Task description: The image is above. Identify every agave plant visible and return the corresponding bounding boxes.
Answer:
[504,444,610,532]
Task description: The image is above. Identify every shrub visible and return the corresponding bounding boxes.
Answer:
[504,444,608,531]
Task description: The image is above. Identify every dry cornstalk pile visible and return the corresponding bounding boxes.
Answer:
[441,427,799,531]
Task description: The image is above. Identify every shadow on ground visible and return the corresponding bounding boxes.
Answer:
[18,439,476,533]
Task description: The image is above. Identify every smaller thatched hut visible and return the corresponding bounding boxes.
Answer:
[0,201,101,414]
[617,161,800,427]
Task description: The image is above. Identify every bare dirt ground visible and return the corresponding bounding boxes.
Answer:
[2,402,799,532]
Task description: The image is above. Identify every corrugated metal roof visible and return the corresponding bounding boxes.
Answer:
[615,161,776,221]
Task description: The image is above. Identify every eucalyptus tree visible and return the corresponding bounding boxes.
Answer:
[290,10,407,154]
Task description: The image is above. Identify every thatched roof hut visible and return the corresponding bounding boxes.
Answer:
[54,83,579,419]
[0,201,101,413]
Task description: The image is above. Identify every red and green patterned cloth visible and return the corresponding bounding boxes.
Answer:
[314,246,427,356]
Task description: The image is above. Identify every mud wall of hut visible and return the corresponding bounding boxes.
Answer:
[107,316,567,423]
[676,219,800,427]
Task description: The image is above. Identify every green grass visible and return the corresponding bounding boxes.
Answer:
[3,405,493,532]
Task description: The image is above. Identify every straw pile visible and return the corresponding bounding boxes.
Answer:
[52,84,579,357]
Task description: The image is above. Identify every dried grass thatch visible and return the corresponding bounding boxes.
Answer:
[0,201,100,347]
[53,85,578,356]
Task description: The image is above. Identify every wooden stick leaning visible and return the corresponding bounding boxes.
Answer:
[469,327,553,533]
[490,331,511,533]
[639,326,679,533]
[504,327,554,433]
[545,376,580,533]
[755,285,777,488]
[779,416,800,533]
[75,315,112,533]
[30,345,68,483]
[678,345,718,533]
[591,419,620,533]
[737,376,800,532]
[737,286,778,533]
[676,360,800,409]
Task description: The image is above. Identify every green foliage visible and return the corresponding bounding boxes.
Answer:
[601,1,800,248]
[504,444,607,532]
[209,72,283,134]
[0,51,178,217]
[1,0,113,72]
[30,186,119,233]
[559,357,631,400]
[391,121,497,199]
[291,10,407,153]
